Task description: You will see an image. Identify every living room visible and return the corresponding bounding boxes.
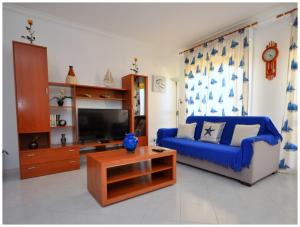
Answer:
[2,1,298,225]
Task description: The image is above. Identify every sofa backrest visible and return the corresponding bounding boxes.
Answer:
[186,116,278,145]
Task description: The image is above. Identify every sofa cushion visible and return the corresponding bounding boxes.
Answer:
[231,124,260,146]
[200,121,226,144]
[160,137,243,171]
[176,123,197,140]
[186,116,271,144]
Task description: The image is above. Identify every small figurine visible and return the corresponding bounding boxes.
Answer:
[21,19,36,44]
[103,69,114,87]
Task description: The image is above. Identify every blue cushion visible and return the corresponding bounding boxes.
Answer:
[160,137,243,171]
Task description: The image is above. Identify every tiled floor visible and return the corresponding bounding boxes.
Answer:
[3,161,297,224]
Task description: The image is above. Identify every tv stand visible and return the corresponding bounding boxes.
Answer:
[98,139,110,143]
[76,140,123,155]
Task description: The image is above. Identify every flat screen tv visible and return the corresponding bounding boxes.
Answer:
[78,108,129,142]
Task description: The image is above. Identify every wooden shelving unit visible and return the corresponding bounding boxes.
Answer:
[122,74,148,146]
[87,147,176,206]
[50,125,74,129]
[48,82,75,87]
[48,81,130,146]
[107,173,173,200]
[50,106,74,109]
[12,42,149,180]
[76,96,126,101]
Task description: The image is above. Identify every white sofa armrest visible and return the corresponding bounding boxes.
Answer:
[246,139,281,184]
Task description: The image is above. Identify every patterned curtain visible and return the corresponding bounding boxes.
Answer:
[184,28,249,117]
[279,13,298,170]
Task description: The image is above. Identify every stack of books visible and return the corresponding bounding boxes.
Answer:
[50,114,60,127]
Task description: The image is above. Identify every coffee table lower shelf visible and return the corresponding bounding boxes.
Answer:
[87,147,176,206]
[107,175,174,203]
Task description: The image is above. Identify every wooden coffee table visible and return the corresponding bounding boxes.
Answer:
[87,146,176,206]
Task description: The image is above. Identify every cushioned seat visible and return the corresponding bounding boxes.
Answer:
[160,137,242,170]
[157,116,282,172]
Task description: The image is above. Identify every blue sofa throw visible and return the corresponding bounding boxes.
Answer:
[157,116,282,172]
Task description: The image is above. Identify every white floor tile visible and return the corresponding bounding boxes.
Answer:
[3,162,297,224]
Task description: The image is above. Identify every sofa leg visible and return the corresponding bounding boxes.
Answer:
[240,181,252,187]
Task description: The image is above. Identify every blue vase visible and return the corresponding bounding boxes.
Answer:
[123,133,138,152]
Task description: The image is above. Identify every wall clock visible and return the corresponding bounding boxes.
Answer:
[262,41,279,80]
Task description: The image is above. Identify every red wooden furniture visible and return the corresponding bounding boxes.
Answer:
[12,42,81,179]
[122,74,148,146]
[12,41,149,179]
[87,146,176,206]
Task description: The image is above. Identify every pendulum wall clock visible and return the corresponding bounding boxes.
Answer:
[262,41,279,80]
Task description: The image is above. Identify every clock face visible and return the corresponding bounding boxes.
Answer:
[263,48,277,62]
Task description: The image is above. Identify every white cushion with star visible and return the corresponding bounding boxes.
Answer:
[200,121,226,144]
[230,124,260,146]
[176,123,197,140]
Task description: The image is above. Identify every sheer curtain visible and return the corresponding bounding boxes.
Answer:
[183,28,249,117]
[279,13,298,170]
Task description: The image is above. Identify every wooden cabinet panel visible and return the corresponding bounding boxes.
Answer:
[122,75,134,132]
[20,158,80,179]
[13,42,50,133]
[122,74,148,146]
[137,136,147,146]
[20,147,80,165]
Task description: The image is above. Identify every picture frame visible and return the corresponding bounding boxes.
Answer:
[152,75,166,93]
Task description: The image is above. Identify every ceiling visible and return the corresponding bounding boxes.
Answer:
[10,3,294,50]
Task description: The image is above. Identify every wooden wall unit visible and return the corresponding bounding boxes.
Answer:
[12,42,80,179]
[12,42,149,179]
[122,74,148,146]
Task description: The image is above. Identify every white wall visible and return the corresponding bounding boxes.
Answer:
[178,6,295,132]
[3,5,179,170]
[251,16,291,130]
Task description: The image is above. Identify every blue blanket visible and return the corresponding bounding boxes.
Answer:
[157,116,282,172]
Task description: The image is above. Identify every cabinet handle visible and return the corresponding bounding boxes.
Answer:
[27,166,36,170]
[26,154,35,157]
[69,160,77,163]
[46,87,48,95]
[68,149,75,152]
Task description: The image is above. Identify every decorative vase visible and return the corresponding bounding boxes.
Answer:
[65,65,77,84]
[61,134,67,145]
[103,69,114,87]
[57,99,64,106]
[123,133,138,152]
[28,137,39,149]
[58,119,67,127]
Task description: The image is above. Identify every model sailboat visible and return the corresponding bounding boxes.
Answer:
[103,69,114,87]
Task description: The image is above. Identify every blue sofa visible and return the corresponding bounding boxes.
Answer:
[157,116,282,185]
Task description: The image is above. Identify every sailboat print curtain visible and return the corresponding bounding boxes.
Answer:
[279,12,298,170]
[183,28,249,116]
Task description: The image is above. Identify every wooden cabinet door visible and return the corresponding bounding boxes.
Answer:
[122,75,134,132]
[13,42,50,133]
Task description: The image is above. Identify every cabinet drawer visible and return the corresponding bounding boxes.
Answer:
[20,158,80,179]
[20,149,49,165]
[48,147,79,162]
[20,147,79,165]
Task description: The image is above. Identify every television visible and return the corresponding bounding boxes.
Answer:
[78,108,129,142]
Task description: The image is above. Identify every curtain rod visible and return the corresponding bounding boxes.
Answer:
[277,7,297,18]
[179,7,298,55]
[179,22,258,55]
